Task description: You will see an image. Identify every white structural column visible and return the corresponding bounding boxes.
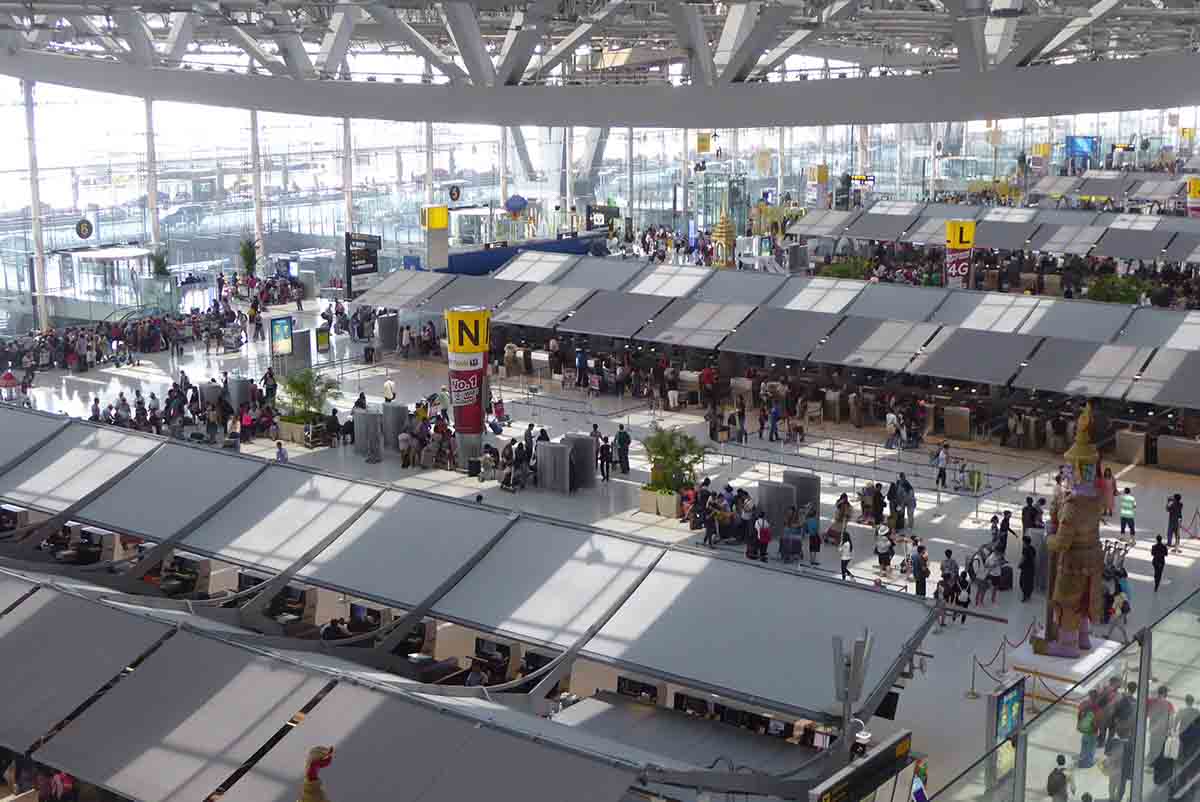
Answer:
[250,109,264,270]
[626,127,634,229]
[681,127,689,222]
[23,79,48,331]
[144,96,159,246]
[777,126,785,200]
[425,122,435,206]
[565,126,574,224]
[730,128,739,176]
[343,117,353,233]
[499,126,509,203]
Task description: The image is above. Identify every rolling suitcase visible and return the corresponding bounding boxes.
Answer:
[998,564,1014,591]
[488,419,504,435]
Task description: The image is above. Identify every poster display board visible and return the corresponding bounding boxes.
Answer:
[944,220,976,289]
[270,316,294,356]
[345,232,382,299]
[444,306,490,436]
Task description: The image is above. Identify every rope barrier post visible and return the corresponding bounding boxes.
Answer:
[965,660,980,699]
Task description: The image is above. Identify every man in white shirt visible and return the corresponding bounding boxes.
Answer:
[383,378,395,403]
[935,444,949,488]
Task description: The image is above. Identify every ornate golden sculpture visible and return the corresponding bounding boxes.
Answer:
[299,746,334,802]
[712,211,736,269]
[1035,403,1105,657]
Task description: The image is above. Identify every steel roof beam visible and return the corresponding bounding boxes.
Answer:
[1031,0,1122,61]
[220,18,289,75]
[364,4,469,83]
[66,16,126,57]
[164,11,195,66]
[749,0,855,78]
[668,1,716,85]
[266,8,314,79]
[116,10,155,65]
[997,17,1069,67]
[521,0,626,81]
[315,8,354,77]
[719,4,795,82]
[496,0,556,85]
[713,2,756,75]
[510,125,535,179]
[441,1,496,84]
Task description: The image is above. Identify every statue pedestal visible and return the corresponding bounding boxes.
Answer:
[1010,637,1125,703]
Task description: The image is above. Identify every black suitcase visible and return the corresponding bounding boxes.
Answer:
[467,457,481,477]
[1154,755,1174,786]
[997,564,1014,591]
[488,419,503,435]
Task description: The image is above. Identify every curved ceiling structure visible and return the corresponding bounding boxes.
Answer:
[0,0,1196,127]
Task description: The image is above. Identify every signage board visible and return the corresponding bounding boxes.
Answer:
[270,316,294,356]
[945,220,976,250]
[808,731,914,802]
[315,328,331,354]
[449,185,462,202]
[444,306,490,436]
[344,232,382,300]
[75,219,94,240]
[697,132,712,154]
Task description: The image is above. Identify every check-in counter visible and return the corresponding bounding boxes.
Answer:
[1156,436,1200,475]
[1113,428,1146,465]
[943,405,971,440]
[824,390,848,424]
[1022,415,1046,450]
[730,377,754,409]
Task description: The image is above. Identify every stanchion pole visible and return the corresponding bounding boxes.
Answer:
[965,660,980,699]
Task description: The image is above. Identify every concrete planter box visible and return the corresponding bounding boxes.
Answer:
[638,487,659,515]
[278,419,307,445]
[657,491,681,519]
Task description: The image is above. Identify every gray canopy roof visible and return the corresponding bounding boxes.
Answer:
[1116,307,1200,349]
[718,307,842,361]
[844,283,948,322]
[768,277,865,313]
[908,327,1041,385]
[687,269,787,305]
[635,299,755,349]
[931,291,1040,332]
[411,275,528,314]
[552,256,648,291]
[1091,228,1176,261]
[1016,298,1134,343]
[812,317,939,372]
[843,212,920,242]
[1125,348,1200,409]
[491,284,596,329]
[556,290,671,339]
[626,264,713,298]
[354,269,452,309]
[493,250,581,283]
[1011,340,1151,399]
[971,221,1041,251]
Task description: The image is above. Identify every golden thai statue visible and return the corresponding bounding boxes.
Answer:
[1034,403,1105,658]
[299,746,334,802]
[712,212,736,269]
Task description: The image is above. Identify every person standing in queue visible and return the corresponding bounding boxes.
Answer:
[911,545,929,598]
[615,424,631,474]
[1019,535,1037,602]
[598,436,612,483]
[1167,493,1183,553]
[934,443,949,489]
[1119,488,1137,540]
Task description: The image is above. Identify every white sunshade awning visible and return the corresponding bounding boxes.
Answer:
[1017,297,1133,343]
[491,284,595,329]
[179,467,379,573]
[932,291,1039,333]
[1034,209,1100,226]
[584,551,931,718]
[785,209,861,238]
[433,521,663,649]
[552,256,648,291]
[636,300,754,350]
[1107,213,1160,231]
[1129,179,1183,201]
[0,588,170,753]
[908,326,1042,385]
[296,490,514,610]
[718,307,842,362]
[868,200,924,216]
[1117,308,1200,349]
[627,265,712,298]
[37,631,330,802]
[812,317,939,372]
[0,407,67,471]
[1011,340,1151,399]
[354,270,452,309]
[769,277,865,313]
[1031,224,1105,255]
[493,251,580,284]
[844,283,948,322]
[899,217,948,245]
[78,445,263,541]
[412,276,528,314]
[222,683,636,802]
[0,424,159,513]
[1032,176,1082,197]
[1125,348,1200,409]
[982,207,1038,223]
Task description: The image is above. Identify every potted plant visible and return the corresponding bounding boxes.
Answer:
[278,368,340,444]
[640,424,705,519]
[239,237,258,278]
[150,248,170,277]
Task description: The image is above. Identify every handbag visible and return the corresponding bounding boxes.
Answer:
[1165,717,1181,760]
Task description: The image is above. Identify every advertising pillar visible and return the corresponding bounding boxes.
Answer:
[944,220,976,289]
[1188,177,1200,219]
[445,305,490,468]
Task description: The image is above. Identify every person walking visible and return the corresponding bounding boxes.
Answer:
[1152,535,1168,592]
[997,510,1017,558]
[1119,487,1137,539]
[1101,466,1116,519]
[839,532,854,580]
[1019,535,1037,602]
[1105,730,1133,802]
[598,437,612,482]
[986,547,1005,605]
[939,549,959,625]
[615,424,632,474]
[934,443,948,489]
[590,424,602,470]
[806,504,821,567]
[275,441,289,464]
[754,512,771,564]
[901,473,917,534]
[1046,755,1074,802]
[383,378,395,403]
[911,545,930,598]
[1077,689,1101,768]
[1167,493,1183,553]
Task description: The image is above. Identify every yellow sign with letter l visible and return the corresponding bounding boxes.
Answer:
[945,220,976,250]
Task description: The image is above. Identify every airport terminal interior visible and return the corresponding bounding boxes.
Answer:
[7,3,1200,802]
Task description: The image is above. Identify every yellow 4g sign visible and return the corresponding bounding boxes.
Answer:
[945,220,976,250]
